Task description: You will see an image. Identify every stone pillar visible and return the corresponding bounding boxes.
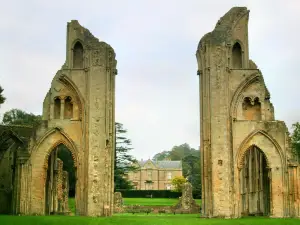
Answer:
[62,171,69,213]
[60,98,65,120]
[113,192,123,213]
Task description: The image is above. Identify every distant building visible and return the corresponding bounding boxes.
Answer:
[126,159,183,190]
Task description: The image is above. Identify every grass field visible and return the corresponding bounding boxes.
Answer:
[123,197,202,206]
[0,214,299,225]
[5,198,295,225]
[68,197,201,213]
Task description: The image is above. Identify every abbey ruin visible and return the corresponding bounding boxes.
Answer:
[197,7,300,218]
[0,6,299,218]
[0,20,117,216]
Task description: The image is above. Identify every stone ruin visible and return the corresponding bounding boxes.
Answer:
[113,192,123,213]
[197,6,300,218]
[0,6,299,219]
[0,19,116,216]
[175,182,200,213]
[46,157,70,215]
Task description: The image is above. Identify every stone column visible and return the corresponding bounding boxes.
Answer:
[60,98,65,120]
[62,171,69,213]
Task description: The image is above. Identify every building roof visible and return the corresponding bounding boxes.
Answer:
[138,159,182,169]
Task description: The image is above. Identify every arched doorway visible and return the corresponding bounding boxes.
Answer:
[239,145,271,216]
[45,143,76,215]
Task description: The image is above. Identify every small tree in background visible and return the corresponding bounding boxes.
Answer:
[171,176,187,192]
[0,86,5,105]
[291,122,300,161]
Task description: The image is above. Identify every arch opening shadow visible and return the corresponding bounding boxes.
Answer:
[45,143,76,215]
[240,145,271,216]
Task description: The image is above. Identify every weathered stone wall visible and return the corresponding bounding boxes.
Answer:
[113,192,123,213]
[197,6,300,218]
[19,20,117,217]
[175,182,199,212]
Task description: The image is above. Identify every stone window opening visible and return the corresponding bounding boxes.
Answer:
[64,96,73,119]
[232,42,242,69]
[54,97,61,119]
[242,97,262,121]
[73,42,83,68]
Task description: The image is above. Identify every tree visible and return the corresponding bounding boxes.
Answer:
[0,86,5,105]
[2,109,42,126]
[114,122,137,190]
[291,122,300,161]
[152,151,170,161]
[171,176,187,192]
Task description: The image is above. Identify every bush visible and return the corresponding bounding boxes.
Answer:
[116,190,181,198]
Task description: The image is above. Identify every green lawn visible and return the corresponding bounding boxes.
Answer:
[123,197,201,206]
[68,198,201,213]
[0,214,299,225]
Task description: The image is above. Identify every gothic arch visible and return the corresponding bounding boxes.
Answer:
[58,74,85,120]
[236,129,285,170]
[72,41,84,68]
[230,72,262,119]
[33,127,77,158]
[43,139,78,169]
[232,41,243,68]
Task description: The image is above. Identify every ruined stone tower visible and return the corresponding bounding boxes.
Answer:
[0,21,117,216]
[34,20,117,216]
[196,7,300,218]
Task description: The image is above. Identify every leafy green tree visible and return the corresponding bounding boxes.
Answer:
[291,122,300,161]
[152,151,170,161]
[0,86,5,105]
[114,122,137,190]
[2,108,41,126]
[182,155,201,197]
[171,176,187,192]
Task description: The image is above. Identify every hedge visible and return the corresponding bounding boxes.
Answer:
[116,190,181,198]
[115,189,202,199]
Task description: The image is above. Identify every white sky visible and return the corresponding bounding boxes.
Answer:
[1,0,300,160]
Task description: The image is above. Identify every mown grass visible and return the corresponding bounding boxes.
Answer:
[0,214,299,225]
[123,197,202,206]
[68,197,201,214]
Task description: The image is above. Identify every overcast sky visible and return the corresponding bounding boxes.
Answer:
[1,0,300,160]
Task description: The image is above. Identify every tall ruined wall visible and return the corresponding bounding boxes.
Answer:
[24,20,117,216]
[196,7,299,218]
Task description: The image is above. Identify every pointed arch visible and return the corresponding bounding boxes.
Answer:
[232,42,243,68]
[73,41,84,68]
[33,127,78,166]
[230,72,262,119]
[43,140,78,169]
[58,74,85,120]
[236,129,284,169]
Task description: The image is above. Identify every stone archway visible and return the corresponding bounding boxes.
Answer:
[44,143,76,215]
[235,130,285,218]
[28,128,80,215]
[239,145,271,216]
